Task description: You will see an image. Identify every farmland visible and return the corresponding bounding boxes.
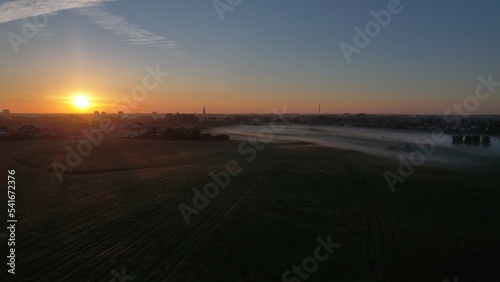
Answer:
[0,137,499,281]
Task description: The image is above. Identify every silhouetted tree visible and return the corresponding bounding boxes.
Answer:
[464,135,472,146]
[178,114,200,125]
[164,114,177,125]
[452,135,464,145]
[173,129,186,140]
[201,133,212,140]
[481,136,491,147]
[188,128,201,140]
[163,127,175,139]
[472,135,481,146]
[151,126,158,136]
[213,134,230,140]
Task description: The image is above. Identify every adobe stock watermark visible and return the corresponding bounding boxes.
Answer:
[178,106,290,225]
[340,0,403,64]
[213,0,243,21]
[282,235,341,282]
[7,0,63,54]
[109,267,135,282]
[51,65,169,182]
[385,74,499,192]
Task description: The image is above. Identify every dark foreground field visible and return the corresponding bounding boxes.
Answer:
[0,138,499,281]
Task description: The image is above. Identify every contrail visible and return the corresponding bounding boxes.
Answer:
[0,0,115,24]
[77,7,178,48]
[0,0,179,49]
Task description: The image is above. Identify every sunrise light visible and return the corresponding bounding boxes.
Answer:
[73,95,90,109]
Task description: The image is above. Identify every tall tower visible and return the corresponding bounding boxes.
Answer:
[318,104,321,114]
[203,106,206,115]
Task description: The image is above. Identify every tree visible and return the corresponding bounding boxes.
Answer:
[464,135,472,146]
[201,133,212,140]
[188,128,201,140]
[164,127,175,140]
[481,136,491,147]
[164,114,177,125]
[173,129,186,140]
[452,135,463,145]
[472,135,481,146]
[151,126,158,136]
[178,114,200,125]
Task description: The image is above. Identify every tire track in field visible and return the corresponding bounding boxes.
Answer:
[11,155,194,176]
[0,140,79,153]
[142,173,263,280]
[133,147,269,280]
[338,150,400,282]
[163,172,268,281]
[13,165,209,280]
[19,166,203,234]
[77,172,260,281]
[19,144,264,281]
[131,146,265,279]
[21,168,214,281]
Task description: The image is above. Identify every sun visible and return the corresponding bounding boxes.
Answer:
[73,95,90,109]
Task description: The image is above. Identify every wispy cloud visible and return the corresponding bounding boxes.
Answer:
[0,0,114,25]
[77,7,178,48]
[0,0,181,50]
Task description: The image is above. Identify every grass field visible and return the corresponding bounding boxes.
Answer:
[0,138,499,281]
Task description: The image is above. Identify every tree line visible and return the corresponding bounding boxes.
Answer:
[138,127,230,141]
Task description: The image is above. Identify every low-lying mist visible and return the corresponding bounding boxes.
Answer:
[212,125,500,165]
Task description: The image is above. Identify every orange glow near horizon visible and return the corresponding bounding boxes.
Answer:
[1,86,499,114]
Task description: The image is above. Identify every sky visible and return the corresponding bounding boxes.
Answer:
[0,0,499,114]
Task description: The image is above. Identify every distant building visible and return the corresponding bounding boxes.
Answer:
[203,106,206,115]
[2,109,10,114]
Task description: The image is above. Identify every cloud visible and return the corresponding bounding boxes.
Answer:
[0,0,181,50]
[0,0,114,25]
[77,7,178,48]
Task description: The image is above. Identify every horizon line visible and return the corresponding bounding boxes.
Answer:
[2,112,500,116]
